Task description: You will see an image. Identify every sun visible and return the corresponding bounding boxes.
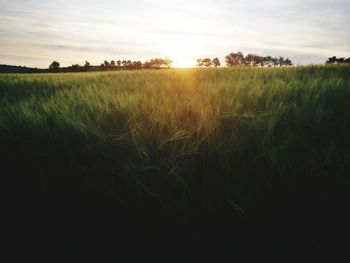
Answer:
[165,41,195,68]
[172,56,194,68]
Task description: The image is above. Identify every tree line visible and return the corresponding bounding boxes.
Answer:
[196,52,293,68]
[196,58,221,68]
[49,52,295,72]
[325,56,350,65]
[225,52,293,67]
[49,58,173,72]
[48,51,298,72]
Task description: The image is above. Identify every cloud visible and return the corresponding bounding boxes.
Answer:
[41,44,153,57]
[0,0,349,67]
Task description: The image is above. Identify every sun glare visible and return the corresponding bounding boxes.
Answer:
[165,41,196,68]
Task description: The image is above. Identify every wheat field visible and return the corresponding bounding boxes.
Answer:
[1,66,350,213]
[2,65,350,259]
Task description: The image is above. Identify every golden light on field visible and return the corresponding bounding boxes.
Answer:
[165,41,196,68]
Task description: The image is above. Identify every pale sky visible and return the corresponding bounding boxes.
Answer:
[0,0,349,67]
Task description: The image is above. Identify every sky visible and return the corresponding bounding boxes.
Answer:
[0,0,349,68]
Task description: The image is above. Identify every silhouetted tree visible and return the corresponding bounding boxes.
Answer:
[284,58,293,66]
[243,54,257,66]
[326,56,337,64]
[143,58,172,69]
[254,55,264,66]
[143,60,152,69]
[121,60,129,67]
[337,58,345,64]
[104,60,110,69]
[117,60,122,66]
[132,61,143,69]
[212,58,221,67]
[125,60,133,69]
[49,61,60,71]
[277,56,285,66]
[111,60,116,69]
[163,57,173,68]
[70,64,81,72]
[225,52,293,67]
[325,56,350,64]
[263,56,271,67]
[83,61,91,71]
[225,52,244,66]
[196,58,219,68]
[201,58,212,68]
[196,59,203,68]
[271,57,279,67]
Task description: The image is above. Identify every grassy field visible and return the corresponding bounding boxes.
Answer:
[1,66,350,260]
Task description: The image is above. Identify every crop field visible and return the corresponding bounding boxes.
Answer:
[1,66,350,260]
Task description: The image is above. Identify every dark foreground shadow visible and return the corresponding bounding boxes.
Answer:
[2,177,350,262]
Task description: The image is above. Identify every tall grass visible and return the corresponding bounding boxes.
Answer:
[1,66,350,216]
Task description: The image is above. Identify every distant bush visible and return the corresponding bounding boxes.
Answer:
[49,61,60,71]
[326,56,350,65]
